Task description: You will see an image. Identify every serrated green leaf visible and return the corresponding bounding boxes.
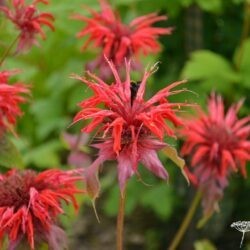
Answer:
[182,50,238,81]
[181,50,240,92]
[0,135,23,168]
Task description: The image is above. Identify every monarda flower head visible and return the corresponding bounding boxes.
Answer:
[0,169,83,250]
[73,59,189,198]
[181,93,250,216]
[73,0,172,79]
[0,0,54,52]
[0,70,29,135]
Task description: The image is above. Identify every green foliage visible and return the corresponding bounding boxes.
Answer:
[140,183,175,220]
[181,50,240,93]
[0,135,23,168]
[23,140,62,168]
[237,39,250,88]
[104,177,175,220]
[194,239,217,250]
[195,0,222,13]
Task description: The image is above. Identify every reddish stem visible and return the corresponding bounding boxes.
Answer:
[116,188,126,250]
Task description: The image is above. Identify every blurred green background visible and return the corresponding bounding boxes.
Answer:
[1,0,250,249]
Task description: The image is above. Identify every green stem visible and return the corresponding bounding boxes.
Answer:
[116,188,126,250]
[236,1,250,69]
[0,35,19,66]
[168,190,202,250]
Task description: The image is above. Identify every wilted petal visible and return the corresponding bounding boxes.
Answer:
[83,157,103,200]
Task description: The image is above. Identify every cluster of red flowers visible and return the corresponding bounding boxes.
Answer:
[0,70,29,135]
[181,94,250,215]
[0,0,250,249]
[0,1,84,250]
[73,0,172,78]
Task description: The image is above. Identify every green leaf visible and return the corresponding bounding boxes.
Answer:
[194,239,217,250]
[23,140,62,168]
[141,183,175,220]
[31,97,70,140]
[181,50,240,92]
[0,135,23,168]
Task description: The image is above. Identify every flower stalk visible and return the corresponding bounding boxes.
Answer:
[168,190,202,250]
[117,188,127,250]
[0,35,19,66]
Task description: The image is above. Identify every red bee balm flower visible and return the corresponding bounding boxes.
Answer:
[0,70,29,135]
[181,94,250,215]
[73,0,172,78]
[0,169,83,250]
[73,59,188,197]
[0,0,54,52]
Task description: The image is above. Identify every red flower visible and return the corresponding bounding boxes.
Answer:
[73,59,188,197]
[181,94,250,215]
[0,0,54,52]
[0,70,29,135]
[0,169,83,250]
[73,0,172,78]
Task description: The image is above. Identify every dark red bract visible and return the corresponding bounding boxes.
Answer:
[0,169,82,250]
[73,0,172,78]
[181,94,250,215]
[0,0,54,52]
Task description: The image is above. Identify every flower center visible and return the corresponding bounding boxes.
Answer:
[208,123,237,150]
[120,125,149,147]
[0,171,44,210]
